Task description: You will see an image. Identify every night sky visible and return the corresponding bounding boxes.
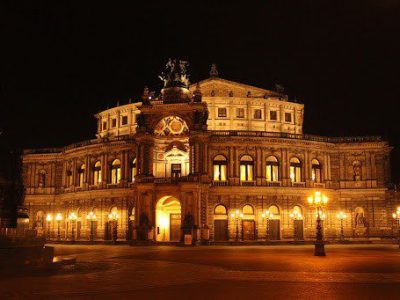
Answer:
[1,1,400,182]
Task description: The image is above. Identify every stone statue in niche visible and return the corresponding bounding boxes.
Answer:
[356,213,365,227]
[353,161,362,181]
[38,171,46,187]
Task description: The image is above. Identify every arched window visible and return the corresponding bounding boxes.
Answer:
[213,155,227,181]
[353,160,362,181]
[266,156,279,182]
[268,205,280,219]
[289,157,302,183]
[242,204,254,215]
[240,155,254,182]
[110,159,121,184]
[311,159,322,183]
[66,169,72,187]
[214,205,227,215]
[78,164,85,187]
[38,170,46,188]
[291,205,303,219]
[93,161,102,185]
[131,158,137,182]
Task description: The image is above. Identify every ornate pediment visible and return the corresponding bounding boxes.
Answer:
[189,77,281,98]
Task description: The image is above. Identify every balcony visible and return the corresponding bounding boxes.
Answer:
[212,180,229,186]
[210,130,382,144]
[291,182,306,188]
[265,181,282,187]
[339,180,377,189]
[313,182,326,188]
[240,181,256,186]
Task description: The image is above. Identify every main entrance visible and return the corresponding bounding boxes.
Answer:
[156,196,181,242]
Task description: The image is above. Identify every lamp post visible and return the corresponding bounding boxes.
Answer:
[392,207,400,249]
[108,211,120,243]
[261,210,273,241]
[86,211,97,241]
[336,211,347,241]
[307,191,328,256]
[46,213,53,240]
[290,210,302,241]
[68,212,77,242]
[55,213,63,241]
[230,210,243,242]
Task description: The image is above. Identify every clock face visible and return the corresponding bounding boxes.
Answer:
[154,116,189,136]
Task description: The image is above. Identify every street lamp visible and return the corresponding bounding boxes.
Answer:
[290,210,303,241]
[261,210,273,241]
[392,206,400,249]
[336,211,347,241]
[86,211,97,241]
[108,211,120,243]
[230,210,243,242]
[68,212,77,242]
[55,213,63,241]
[46,213,53,240]
[307,191,328,256]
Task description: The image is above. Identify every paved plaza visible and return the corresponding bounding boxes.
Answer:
[1,244,400,299]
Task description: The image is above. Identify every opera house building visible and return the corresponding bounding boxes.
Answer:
[22,61,393,243]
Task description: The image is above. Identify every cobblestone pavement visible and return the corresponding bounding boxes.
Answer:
[2,244,400,299]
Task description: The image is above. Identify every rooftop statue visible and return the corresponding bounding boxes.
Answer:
[159,58,190,88]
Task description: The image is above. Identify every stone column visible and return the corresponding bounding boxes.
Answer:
[71,158,77,186]
[102,153,108,185]
[256,146,262,185]
[137,138,154,177]
[228,147,234,180]
[234,147,239,184]
[62,161,67,187]
[281,148,288,186]
[339,154,345,181]
[85,155,90,186]
[304,151,310,186]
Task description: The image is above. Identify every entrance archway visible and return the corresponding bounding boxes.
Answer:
[156,196,181,242]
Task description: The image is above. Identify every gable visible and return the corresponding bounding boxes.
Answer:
[189,77,282,98]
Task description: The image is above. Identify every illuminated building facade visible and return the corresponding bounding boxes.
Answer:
[22,61,393,242]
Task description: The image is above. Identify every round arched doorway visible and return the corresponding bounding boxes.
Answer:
[156,196,181,242]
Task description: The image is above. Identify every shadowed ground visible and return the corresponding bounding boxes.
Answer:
[1,244,400,299]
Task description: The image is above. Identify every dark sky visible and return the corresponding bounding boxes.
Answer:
[1,1,400,182]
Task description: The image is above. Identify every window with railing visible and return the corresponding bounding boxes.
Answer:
[240,155,254,182]
[213,155,227,181]
[311,159,322,183]
[289,157,302,183]
[266,156,279,182]
[110,159,121,184]
[78,164,85,187]
[93,161,101,185]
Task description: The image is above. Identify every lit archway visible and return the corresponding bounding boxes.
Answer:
[156,196,181,242]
